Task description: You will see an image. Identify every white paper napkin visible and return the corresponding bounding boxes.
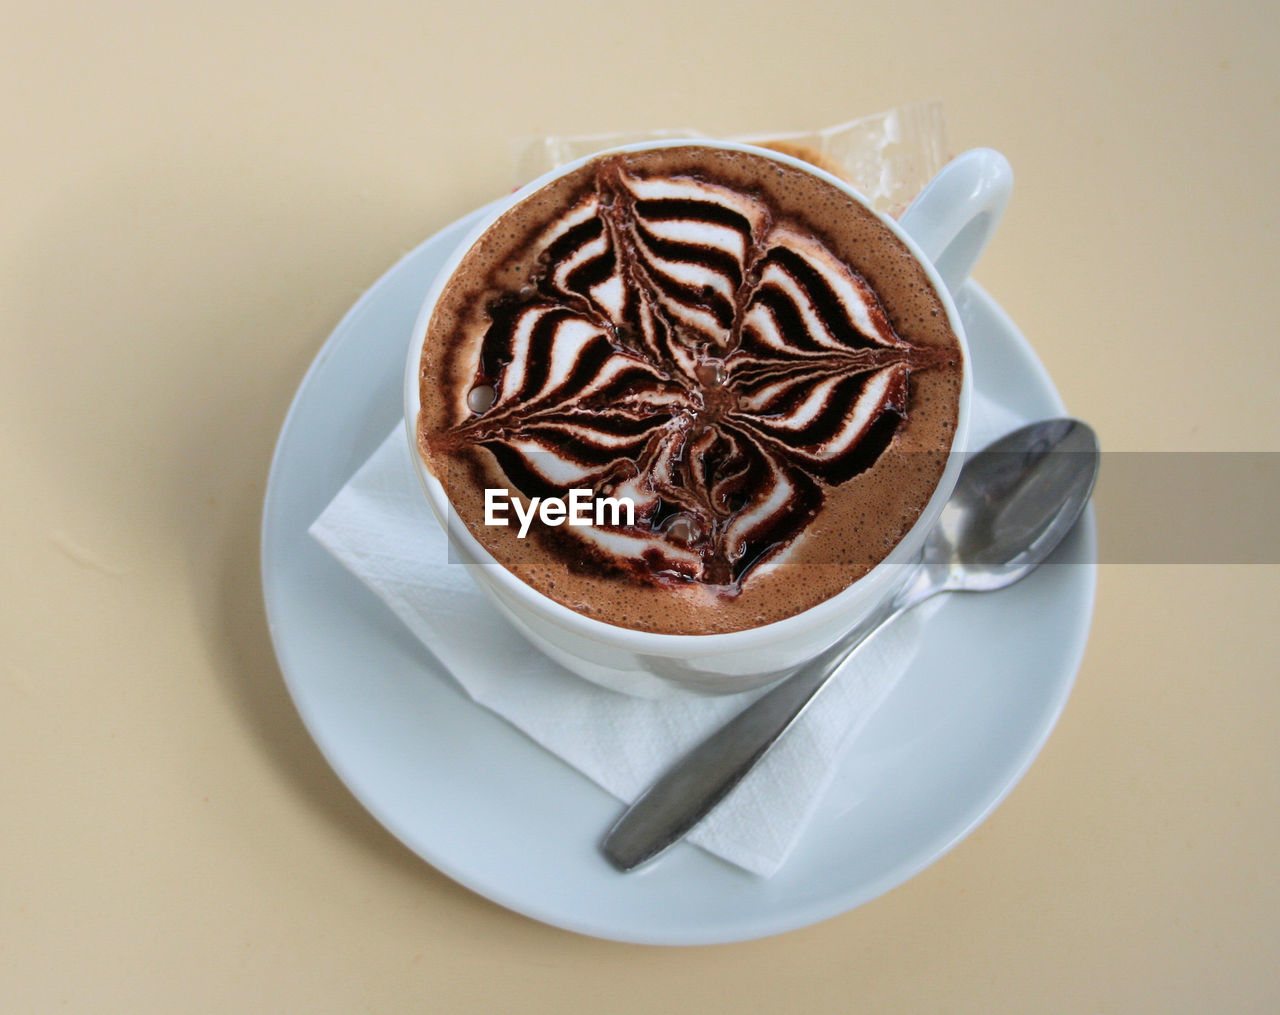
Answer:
[309,393,1022,876]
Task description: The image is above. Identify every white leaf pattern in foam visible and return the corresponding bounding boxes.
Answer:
[637,217,748,262]
[814,367,904,459]
[721,445,796,560]
[590,274,625,317]
[496,307,540,404]
[550,230,610,291]
[536,318,604,397]
[769,227,905,349]
[623,174,765,227]
[507,438,596,486]
[571,526,701,572]
[753,263,850,351]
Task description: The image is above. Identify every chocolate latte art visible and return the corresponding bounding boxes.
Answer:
[417,146,962,634]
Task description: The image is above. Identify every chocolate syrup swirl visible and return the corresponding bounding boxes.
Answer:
[434,158,946,592]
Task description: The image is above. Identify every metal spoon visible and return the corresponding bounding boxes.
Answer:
[602,417,1100,872]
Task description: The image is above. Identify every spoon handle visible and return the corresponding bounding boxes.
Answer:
[602,593,911,872]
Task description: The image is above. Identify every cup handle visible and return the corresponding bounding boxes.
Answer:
[898,148,1013,297]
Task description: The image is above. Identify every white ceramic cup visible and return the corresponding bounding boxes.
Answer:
[405,140,1011,697]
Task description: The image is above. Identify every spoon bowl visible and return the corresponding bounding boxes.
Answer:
[924,417,1100,593]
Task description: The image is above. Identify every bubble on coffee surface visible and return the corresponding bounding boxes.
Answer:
[430,153,952,594]
[466,383,496,414]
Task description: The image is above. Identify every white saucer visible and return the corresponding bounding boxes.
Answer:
[261,205,1096,945]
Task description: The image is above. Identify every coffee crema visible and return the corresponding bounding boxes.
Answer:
[417,146,962,634]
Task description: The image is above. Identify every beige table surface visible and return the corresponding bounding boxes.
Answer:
[3,1,1277,1011]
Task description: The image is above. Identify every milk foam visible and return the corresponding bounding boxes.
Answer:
[419,146,962,633]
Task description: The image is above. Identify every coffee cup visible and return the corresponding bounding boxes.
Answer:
[405,140,1010,697]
